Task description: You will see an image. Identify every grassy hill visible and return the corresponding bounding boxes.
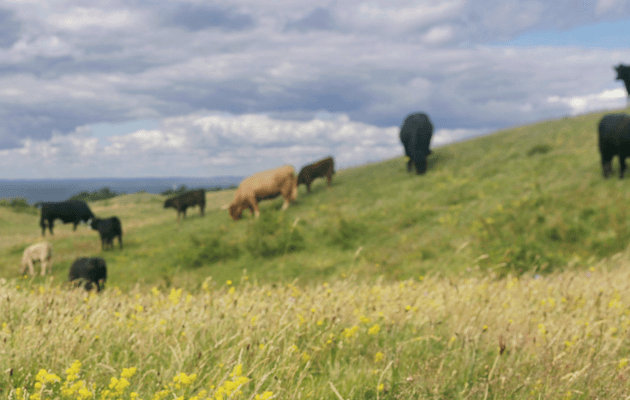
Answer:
[5,109,630,399]
[2,109,630,290]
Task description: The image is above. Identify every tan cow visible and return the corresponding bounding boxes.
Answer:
[20,241,53,276]
[227,165,298,220]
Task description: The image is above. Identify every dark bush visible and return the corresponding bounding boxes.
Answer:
[244,213,305,258]
[183,234,240,268]
[0,197,38,215]
[527,144,552,156]
[68,187,119,202]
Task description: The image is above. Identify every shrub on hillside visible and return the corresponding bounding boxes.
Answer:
[326,217,366,251]
[244,213,305,258]
[183,234,241,268]
[67,187,119,202]
[0,197,38,215]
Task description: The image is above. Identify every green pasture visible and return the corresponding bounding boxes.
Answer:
[2,108,630,290]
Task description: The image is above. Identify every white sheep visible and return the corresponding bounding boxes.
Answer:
[20,241,53,276]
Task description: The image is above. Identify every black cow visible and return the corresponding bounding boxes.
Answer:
[399,112,433,174]
[91,217,123,250]
[68,257,107,292]
[40,200,95,235]
[598,113,630,178]
[615,64,630,99]
[297,156,335,193]
[164,189,205,220]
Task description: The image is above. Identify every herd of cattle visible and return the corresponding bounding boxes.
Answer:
[14,93,630,291]
[18,155,338,291]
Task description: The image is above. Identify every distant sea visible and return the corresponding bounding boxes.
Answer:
[0,177,243,204]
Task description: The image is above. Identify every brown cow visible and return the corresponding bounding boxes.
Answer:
[227,165,298,220]
[297,156,335,193]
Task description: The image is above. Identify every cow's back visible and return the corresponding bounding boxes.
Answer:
[239,165,295,196]
[400,113,433,153]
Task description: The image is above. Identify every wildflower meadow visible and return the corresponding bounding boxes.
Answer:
[3,251,630,399]
[3,110,630,398]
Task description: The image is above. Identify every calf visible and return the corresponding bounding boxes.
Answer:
[598,113,630,178]
[226,165,298,220]
[90,216,123,250]
[297,156,335,193]
[164,189,205,220]
[20,241,53,276]
[40,200,95,235]
[68,257,107,292]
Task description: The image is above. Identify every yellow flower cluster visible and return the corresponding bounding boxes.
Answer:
[10,362,273,400]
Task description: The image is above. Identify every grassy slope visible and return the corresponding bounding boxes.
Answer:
[2,109,630,290]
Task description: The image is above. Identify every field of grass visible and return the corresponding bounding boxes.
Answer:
[3,108,630,398]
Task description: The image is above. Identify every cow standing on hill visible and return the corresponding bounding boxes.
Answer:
[226,165,297,220]
[20,241,52,276]
[91,216,123,250]
[399,112,434,175]
[40,200,95,235]
[598,113,630,178]
[615,64,630,102]
[164,189,205,220]
[68,257,107,292]
[297,156,335,193]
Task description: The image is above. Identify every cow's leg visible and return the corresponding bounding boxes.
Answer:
[326,171,332,187]
[407,158,413,172]
[250,198,260,218]
[42,253,51,275]
[306,182,311,193]
[200,204,205,216]
[73,222,78,231]
[27,257,35,276]
[281,194,290,211]
[620,155,627,179]
[49,219,54,235]
[118,234,123,250]
[41,219,46,236]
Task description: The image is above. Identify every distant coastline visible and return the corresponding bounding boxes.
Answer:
[0,177,243,204]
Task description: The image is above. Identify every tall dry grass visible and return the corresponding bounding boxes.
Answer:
[3,253,630,399]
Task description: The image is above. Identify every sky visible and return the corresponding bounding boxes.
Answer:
[1,0,630,179]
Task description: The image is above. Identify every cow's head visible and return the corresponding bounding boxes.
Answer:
[228,203,244,221]
[615,64,630,80]
[89,218,100,230]
[414,155,428,174]
[164,198,174,209]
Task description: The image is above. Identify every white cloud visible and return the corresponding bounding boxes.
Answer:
[0,1,629,177]
[48,7,134,31]
[547,88,626,115]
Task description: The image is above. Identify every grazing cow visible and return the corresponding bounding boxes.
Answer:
[40,200,95,235]
[399,112,434,174]
[20,241,52,276]
[297,156,335,193]
[164,189,205,220]
[615,64,630,100]
[227,165,297,220]
[90,216,123,250]
[68,257,107,292]
[598,113,630,178]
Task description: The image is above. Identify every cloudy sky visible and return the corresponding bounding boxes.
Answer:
[1,0,629,179]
